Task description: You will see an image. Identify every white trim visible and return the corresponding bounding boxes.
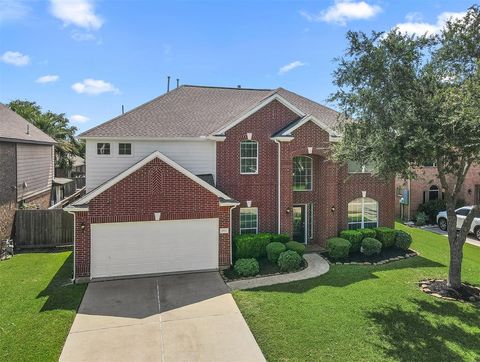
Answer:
[239,207,258,234]
[309,203,314,240]
[117,142,133,157]
[213,93,305,136]
[69,151,235,207]
[292,155,313,192]
[280,115,337,137]
[81,136,215,141]
[240,140,259,175]
[270,136,294,142]
[96,142,111,156]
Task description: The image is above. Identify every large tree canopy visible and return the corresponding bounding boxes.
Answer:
[8,100,83,172]
[330,6,480,289]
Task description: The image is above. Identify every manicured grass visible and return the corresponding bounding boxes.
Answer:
[0,251,86,361]
[233,223,480,361]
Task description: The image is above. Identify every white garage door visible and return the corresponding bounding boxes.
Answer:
[90,218,219,279]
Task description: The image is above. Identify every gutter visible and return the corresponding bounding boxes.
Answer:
[274,139,281,233]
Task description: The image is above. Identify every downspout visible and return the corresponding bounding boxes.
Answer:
[66,210,76,282]
[274,140,281,233]
[229,204,238,265]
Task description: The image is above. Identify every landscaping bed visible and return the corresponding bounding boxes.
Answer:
[419,278,480,303]
[323,247,417,265]
[222,257,307,281]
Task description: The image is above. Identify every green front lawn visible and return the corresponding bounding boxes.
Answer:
[0,251,86,361]
[234,223,480,361]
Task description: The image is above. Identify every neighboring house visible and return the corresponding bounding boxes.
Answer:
[396,164,480,220]
[51,156,86,208]
[66,85,395,282]
[0,104,56,239]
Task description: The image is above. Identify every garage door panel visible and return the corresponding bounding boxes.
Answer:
[91,219,219,278]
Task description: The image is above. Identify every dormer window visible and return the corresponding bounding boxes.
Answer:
[97,143,110,155]
[240,140,258,174]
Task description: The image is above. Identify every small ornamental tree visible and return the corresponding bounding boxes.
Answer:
[330,6,480,289]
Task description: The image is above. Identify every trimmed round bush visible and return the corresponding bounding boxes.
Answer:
[415,212,428,226]
[233,258,260,277]
[327,237,351,260]
[271,233,290,243]
[361,237,382,256]
[277,250,302,272]
[358,228,376,239]
[374,227,396,248]
[395,230,413,250]
[339,230,363,252]
[285,241,306,256]
[266,242,287,263]
[234,233,272,259]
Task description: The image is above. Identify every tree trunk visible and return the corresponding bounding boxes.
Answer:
[447,241,463,289]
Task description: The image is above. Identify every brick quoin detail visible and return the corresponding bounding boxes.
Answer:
[216,102,395,246]
[73,158,232,278]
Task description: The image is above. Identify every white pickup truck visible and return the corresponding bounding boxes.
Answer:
[437,206,480,240]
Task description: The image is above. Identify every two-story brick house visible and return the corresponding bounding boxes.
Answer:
[66,85,394,282]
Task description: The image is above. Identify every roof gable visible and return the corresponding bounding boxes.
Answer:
[66,151,238,210]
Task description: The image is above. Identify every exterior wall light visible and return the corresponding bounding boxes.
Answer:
[331,206,336,213]
[286,207,291,214]
[80,222,85,230]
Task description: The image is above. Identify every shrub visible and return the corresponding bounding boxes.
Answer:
[266,242,287,263]
[395,230,413,250]
[339,230,363,252]
[285,241,306,256]
[233,258,260,277]
[374,227,396,248]
[327,237,351,260]
[418,199,446,224]
[361,238,382,256]
[234,233,272,259]
[415,212,428,226]
[271,233,290,243]
[277,250,302,272]
[358,228,376,239]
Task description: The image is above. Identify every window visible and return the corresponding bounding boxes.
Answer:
[240,140,258,174]
[348,197,379,230]
[97,143,110,155]
[293,156,312,191]
[348,161,374,173]
[456,208,470,216]
[428,185,439,201]
[240,208,258,234]
[308,203,314,239]
[119,143,132,155]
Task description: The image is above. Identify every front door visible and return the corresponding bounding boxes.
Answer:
[292,205,307,244]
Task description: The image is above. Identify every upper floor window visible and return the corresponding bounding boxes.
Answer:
[97,143,110,155]
[348,161,374,174]
[348,197,378,230]
[240,140,258,174]
[293,156,312,191]
[119,143,132,155]
[240,207,258,234]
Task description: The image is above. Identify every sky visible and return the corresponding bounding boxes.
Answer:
[0,0,474,134]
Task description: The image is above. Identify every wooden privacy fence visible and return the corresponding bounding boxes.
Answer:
[15,209,74,249]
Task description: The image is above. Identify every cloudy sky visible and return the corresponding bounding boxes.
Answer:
[0,0,472,133]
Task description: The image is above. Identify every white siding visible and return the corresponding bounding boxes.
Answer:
[85,140,216,191]
[16,144,54,202]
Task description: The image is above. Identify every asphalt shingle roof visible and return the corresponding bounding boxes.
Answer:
[80,85,341,138]
[0,103,56,144]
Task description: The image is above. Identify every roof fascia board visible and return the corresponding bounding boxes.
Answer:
[71,150,233,207]
[281,115,337,137]
[80,136,214,142]
[270,136,294,142]
[0,137,56,145]
[213,94,306,136]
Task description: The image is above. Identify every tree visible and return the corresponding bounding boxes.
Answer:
[329,6,480,289]
[8,100,81,173]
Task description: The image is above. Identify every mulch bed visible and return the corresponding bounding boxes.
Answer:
[419,279,480,303]
[222,257,307,281]
[322,247,417,265]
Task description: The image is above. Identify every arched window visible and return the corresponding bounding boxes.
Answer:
[347,197,379,230]
[240,140,258,174]
[293,156,313,191]
[429,185,439,201]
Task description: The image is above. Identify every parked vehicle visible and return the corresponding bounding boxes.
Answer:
[437,206,480,240]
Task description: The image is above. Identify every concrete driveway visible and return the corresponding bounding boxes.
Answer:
[422,225,480,247]
[60,272,265,362]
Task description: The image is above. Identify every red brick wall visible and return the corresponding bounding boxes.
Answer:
[395,163,480,219]
[216,100,300,234]
[217,107,395,246]
[74,157,231,278]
